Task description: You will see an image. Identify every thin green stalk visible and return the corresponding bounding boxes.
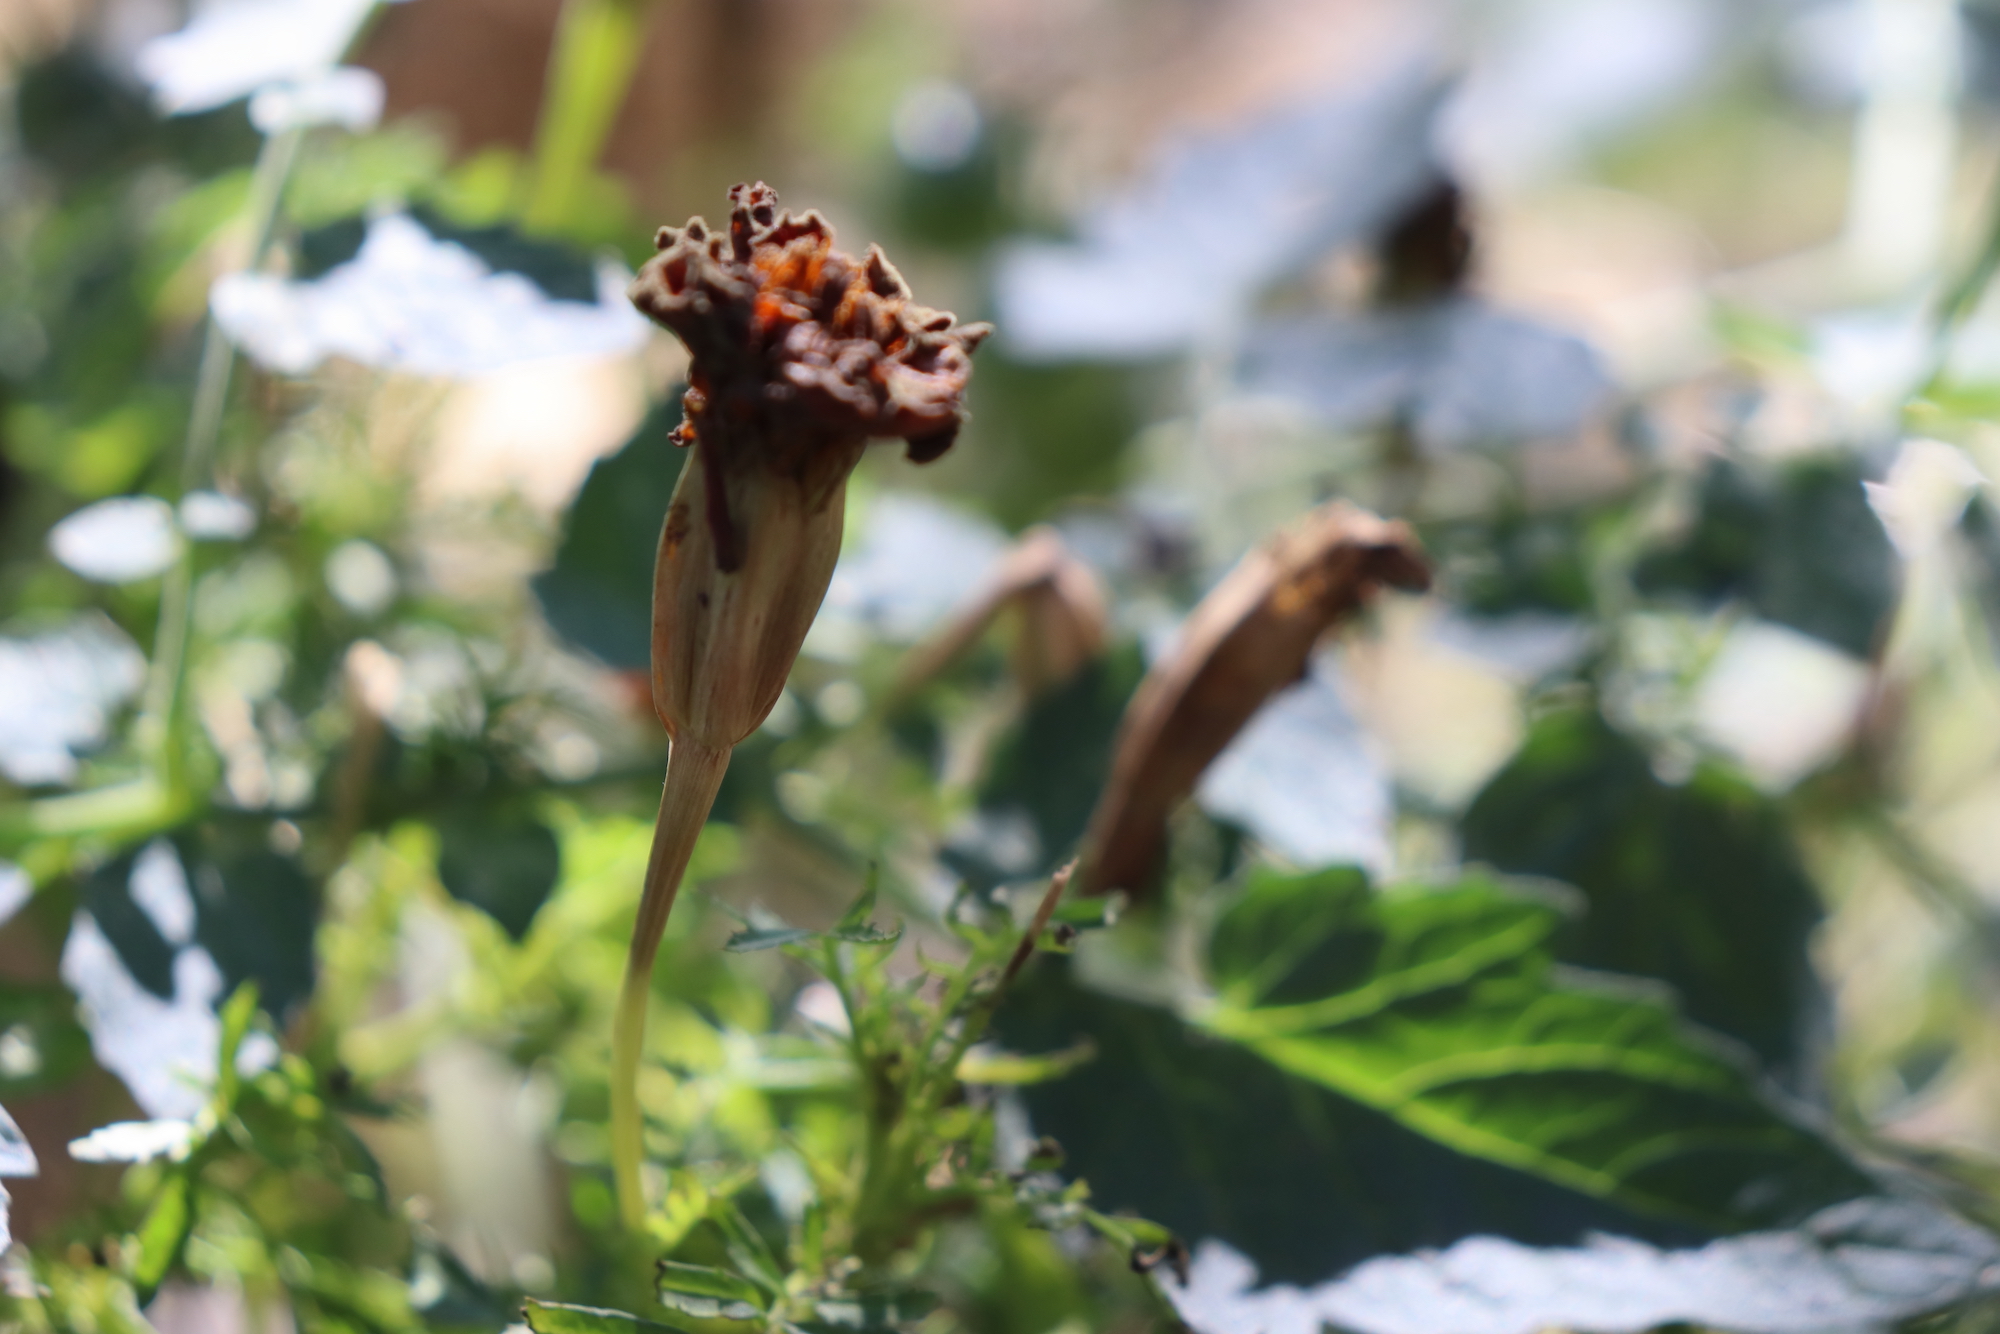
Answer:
[610,736,731,1229]
[522,0,655,232]
[138,125,303,786]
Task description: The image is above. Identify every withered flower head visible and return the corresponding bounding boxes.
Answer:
[631,182,991,569]
[611,186,988,1230]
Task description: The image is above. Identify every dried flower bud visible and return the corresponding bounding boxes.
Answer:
[1079,501,1430,898]
[627,182,991,747]
[611,184,989,1228]
[894,527,1109,700]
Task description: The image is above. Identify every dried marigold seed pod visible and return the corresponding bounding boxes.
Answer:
[1078,501,1430,900]
[609,183,989,1229]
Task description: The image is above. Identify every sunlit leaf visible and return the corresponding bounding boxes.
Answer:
[992,66,1447,359]
[129,1169,195,1297]
[955,1040,1096,1086]
[523,1301,686,1333]
[1166,1198,2000,1334]
[211,213,647,377]
[1237,303,1612,454]
[1203,868,1868,1228]
[654,1261,768,1320]
[68,1119,193,1165]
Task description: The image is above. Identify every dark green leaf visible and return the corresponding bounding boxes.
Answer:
[654,1261,768,1320]
[832,880,878,935]
[1001,960,1681,1285]
[78,847,177,999]
[534,402,687,670]
[1207,866,1373,1006]
[807,1287,941,1331]
[436,808,562,941]
[825,921,903,947]
[952,644,1146,891]
[178,821,320,1022]
[1634,453,1895,657]
[0,980,94,1098]
[1204,868,1868,1233]
[709,1201,786,1293]
[1461,706,1822,1068]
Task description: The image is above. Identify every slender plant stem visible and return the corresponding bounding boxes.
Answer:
[610,736,732,1229]
[138,126,303,786]
[523,0,654,232]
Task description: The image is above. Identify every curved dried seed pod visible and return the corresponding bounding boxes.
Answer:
[1078,501,1430,899]
[893,527,1110,701]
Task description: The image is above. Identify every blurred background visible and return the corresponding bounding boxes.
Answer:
[9,0,2000,1329]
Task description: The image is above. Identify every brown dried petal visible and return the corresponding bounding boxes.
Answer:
[1078,502,1431,899]
[629,182,991,488]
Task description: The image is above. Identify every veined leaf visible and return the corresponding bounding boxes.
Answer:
[655,1261,768,1320]
[1002,868,1873,1283]
[1461,706,1823,1068]
[1199,869,1868,1231]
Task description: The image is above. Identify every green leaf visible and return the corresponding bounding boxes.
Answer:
[213,981,259,1107]
[523,1300,685,1333]
[832,879,878,935]
[0,981,93,1098]
[806,1287,941,1331]
[436,806,562,941]
[1050,893,1125,930]
[1001,961,1655,1284]
[825,920,903,947]
[724,925,820,954]
[522,0,650,233]
[708,1201,786,1293]
[534,402,687,670]
[654,1261,768,1320]
[825,875,902,946]
[1207,865,1373,1007]
[951,645,1146,891]
[1200,868,1869,1231]
[177,821,320,1022]
[955,1040,1097,1085]
[1461,706,1822,1067]
[128,1169,194,1298]
[1633,453,1895,657]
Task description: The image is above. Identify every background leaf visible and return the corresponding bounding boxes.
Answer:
[1460,706,1823,1069]
[534,402,687,671]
